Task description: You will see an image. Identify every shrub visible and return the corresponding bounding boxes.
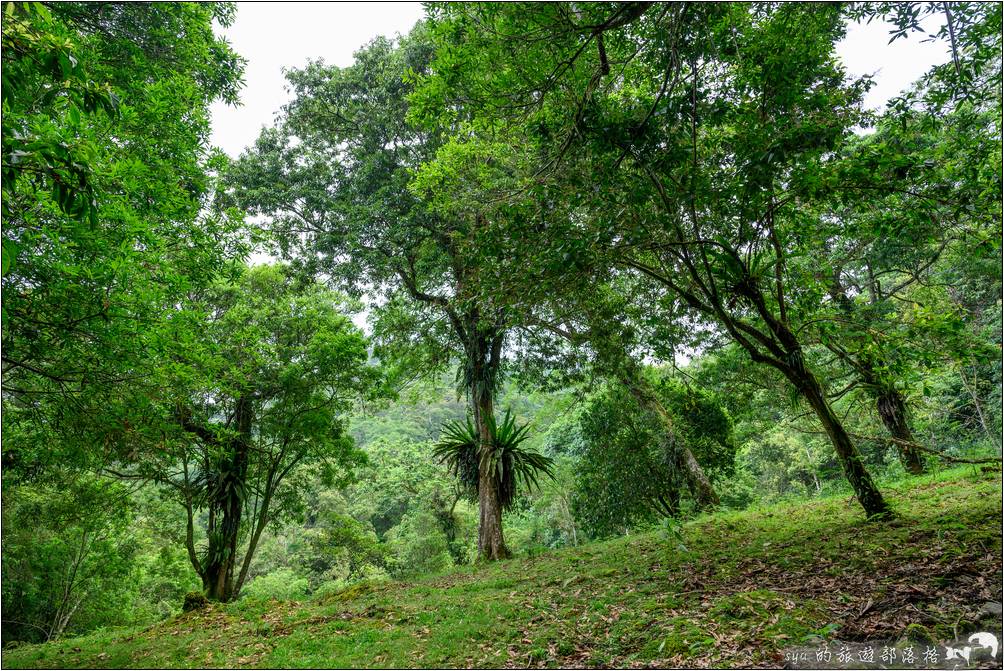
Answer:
[182,592,208,612]
[387,508,454,577]
[240,569,309,602]
[310,580,349,602]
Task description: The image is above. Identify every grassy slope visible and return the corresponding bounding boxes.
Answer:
[4,467,1001,669]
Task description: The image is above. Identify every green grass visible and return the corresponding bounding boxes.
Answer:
[4,466,1000,669]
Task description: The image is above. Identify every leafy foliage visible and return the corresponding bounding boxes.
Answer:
[433,409,556,513]
[2,1,250,481]
[143,264,378,601]
[410,0,1000,518]
[573,376,737,537]
[1,473,200,644]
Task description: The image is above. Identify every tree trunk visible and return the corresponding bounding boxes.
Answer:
[233,496,270,599]
[727,277,890,519]
[854,362,926,473]
[560,495,579,545]
[876,387,925,474]
[50,593,84,641]
[202,395,253,602]
[541,303,718,508]
[181,454,205,583]
[203,487,242,601]
[473,375,510,560]
[675,436,719,510]
[790,364,891,519]
[828,275,925,474]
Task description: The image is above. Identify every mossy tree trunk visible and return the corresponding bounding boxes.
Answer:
[469,330,511,561]
[876,387,925,474]
[178,394,254,603]
[201,394,253,602]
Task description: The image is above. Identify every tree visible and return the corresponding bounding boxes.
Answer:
[848,2,1001,115]
[2,1,249,477]
[341,435,478,567]
[291,494,392,590]
[573,374,735,537]
[0,473,139,642]
[414,3,904,517]
[1,1,118,245]
[518,278,723,510]
[801,0,1002,471]
[112,265,379,602]
[220,27,543,559]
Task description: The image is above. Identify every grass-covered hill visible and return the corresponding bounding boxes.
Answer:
[4,468,1000,669]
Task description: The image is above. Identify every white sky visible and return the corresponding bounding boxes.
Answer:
[209,2,424,158]
[209,4,949,158]
[837,12,949,112]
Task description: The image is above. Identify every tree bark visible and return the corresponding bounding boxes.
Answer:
[472,361,510,560]
[876,387,925,474]
[233,492,270,599]
[629,256,892,519]
[787,362,891,519]
[719,274,891,519]
[711,274,891,518]
[50,593,84,641]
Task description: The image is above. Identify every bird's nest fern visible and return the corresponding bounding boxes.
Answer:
[432,409,555,512]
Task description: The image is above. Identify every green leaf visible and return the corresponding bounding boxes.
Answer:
[2,239,20,276]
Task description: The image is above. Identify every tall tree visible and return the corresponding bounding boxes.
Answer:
[220,28,541,559]
[116,265,379,602]
[804,1,1002,469]
[2,1,249,475]
[414,2,901,517]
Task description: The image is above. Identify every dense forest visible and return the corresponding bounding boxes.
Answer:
[1,1,1001,666]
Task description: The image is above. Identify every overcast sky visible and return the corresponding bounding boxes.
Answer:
[209,2,425,158]
[209,3,949,159]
